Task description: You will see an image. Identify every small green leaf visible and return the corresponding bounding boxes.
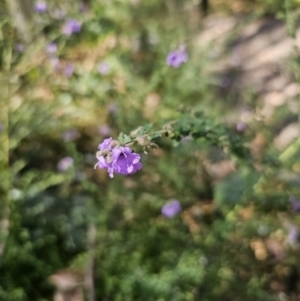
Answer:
[137,123,153,136]
[118,132,131,144]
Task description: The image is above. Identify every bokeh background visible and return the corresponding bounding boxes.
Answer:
[1,0,300,300]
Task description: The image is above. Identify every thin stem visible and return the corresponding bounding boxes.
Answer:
[84,223,96,301]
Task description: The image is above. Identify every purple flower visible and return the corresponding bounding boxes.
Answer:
[0,123,4,133]
[34,1,47,13]
[15,43,24,53]
[166,45,188,68]
[98,125,111,136]
[108,103,119,114]
[95,138,142,178]
[46,42,57,55]
[236,122,247,132]
[288,227,298,244]
[62,19,81,36]
[286,224,299,245]
[49,57,61,72]
[161,199,181,218]
[57,156,74,172]
[97,62,109,75]
[63,63,74,77]
[61,129,79,142]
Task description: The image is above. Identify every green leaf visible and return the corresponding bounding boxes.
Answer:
[118,132,131,144]
[137,123,153,136]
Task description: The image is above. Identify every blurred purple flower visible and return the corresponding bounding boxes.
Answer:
[57,156,74,172]
[63,63,74,77]
[15,43,24,53]
[95,137,142,178]
[108,103,119,114]
[34,1,47,13]
[62,19,81,36]
[62,129,79,142]
[97,62,109,75]
[98,125,111,136]
[0,123,4,133]
[290,196,300,212]
[46,42,57,55]
[161,199,181,218]
[236,122,247,132]
[166,45,188,68]
[286,224,298,245]
[49,57,61,72]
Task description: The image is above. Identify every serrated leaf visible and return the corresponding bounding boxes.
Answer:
[118,132,131,144]
[137,123,153,136]
[123,134,132,144]
[118,132,126,144]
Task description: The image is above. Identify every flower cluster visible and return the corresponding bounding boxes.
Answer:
[166,45,188,68]
[95,138,142,178]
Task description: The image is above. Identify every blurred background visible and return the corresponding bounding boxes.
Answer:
[1,0,300,300]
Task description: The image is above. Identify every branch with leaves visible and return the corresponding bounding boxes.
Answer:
[95,113,252,178]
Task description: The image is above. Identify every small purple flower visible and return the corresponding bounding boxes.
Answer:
[34,1,47,13]
[108,103,119,114]
[63,63,74,77]
[236,122,247,132]
[161,199,181,218]
[0,123,4,133]
[57,156,74,172]
[49,57,61,72]
[98,125,111,136]
[46,42,57,55]
[61,129,79,142]
[166,45,188,68]
[97,62,109,75]
[286,224,299,245]
[62,19,81,36]
[15,43,24,53]
[95,137,142,178]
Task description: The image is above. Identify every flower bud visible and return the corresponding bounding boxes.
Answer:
[150,143,158,149]
[96,150,109,157]
[109,140,120,148]
[106,152,113,163]
[137,135,151,146]
[130,126,143,138]
[162,123,174,136]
